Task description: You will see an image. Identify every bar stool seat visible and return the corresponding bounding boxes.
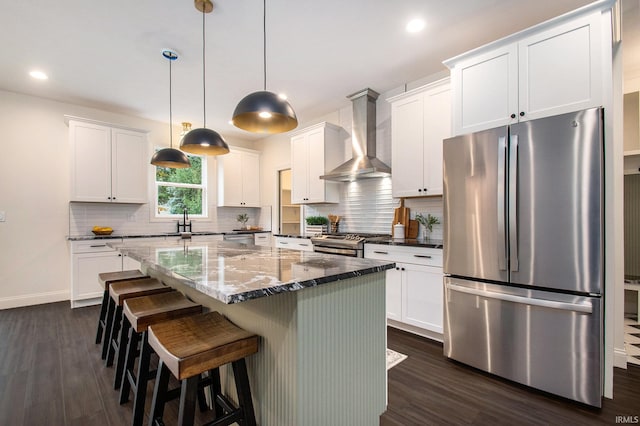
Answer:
[118,291,202,426]
[148,311,259,426]
[102,278,171,365]
[95,270,148,345]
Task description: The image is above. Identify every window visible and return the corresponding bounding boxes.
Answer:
[155,153,207,217]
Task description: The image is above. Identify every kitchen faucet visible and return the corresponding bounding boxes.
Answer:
[177,207,192,234]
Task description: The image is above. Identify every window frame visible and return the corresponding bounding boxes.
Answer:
[153,151,208,219]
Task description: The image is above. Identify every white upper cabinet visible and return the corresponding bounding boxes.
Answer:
[217,147,261,207]
[388,78,451,198]
[290,122,342,204]
[69,119,148,203]
[446,6,606,136]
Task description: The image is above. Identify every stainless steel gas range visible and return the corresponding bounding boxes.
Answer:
[310,233,391,257]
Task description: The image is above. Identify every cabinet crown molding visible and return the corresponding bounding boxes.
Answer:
[64,115,149,134]
[289,121,342,137]
[386,77,451,103]
[442,0,615,69]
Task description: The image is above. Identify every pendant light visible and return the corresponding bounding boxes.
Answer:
[150,50,191,169]
[232,0,298,134]
[180,0,230,156]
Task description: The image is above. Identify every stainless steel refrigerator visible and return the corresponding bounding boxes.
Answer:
[442,107,603,407]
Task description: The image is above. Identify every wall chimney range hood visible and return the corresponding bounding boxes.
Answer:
[320,88,391,182]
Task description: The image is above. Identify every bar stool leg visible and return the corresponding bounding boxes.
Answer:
[114,314,132,390]
[106,305,123,367]
[95,289,109,344]
[209,368,223,419]
[232,359,256,426]
[178,376,199,426]
[101,298,116,360]
[131,332,153,426]
[149,360,171,426]
[119,328,140,404]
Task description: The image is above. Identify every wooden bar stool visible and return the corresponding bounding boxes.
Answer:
[102,278,172,364]
[147,311,259,426]
[118,292,202,426]
[96,270,148,344]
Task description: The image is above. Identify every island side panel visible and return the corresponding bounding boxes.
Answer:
[296,272,387,425]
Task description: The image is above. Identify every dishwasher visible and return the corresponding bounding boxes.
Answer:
[223,233,254,245]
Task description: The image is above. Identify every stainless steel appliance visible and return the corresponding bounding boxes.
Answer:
[311,233,390,257]
[442,107,604,407]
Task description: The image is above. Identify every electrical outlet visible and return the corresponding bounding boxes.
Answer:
[0,211,5,222]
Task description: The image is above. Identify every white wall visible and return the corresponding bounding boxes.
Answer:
[0,89,255,309]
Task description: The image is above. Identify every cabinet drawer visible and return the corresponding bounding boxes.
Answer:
[275,237,313,252]
[365,244,442,267]
[71,239,121,253]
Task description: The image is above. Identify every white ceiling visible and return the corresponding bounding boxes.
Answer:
[0,0,636,140]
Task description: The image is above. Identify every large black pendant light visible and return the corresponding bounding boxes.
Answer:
[180,0,230,156]
[150,50,191,169]
[232,0,298,134]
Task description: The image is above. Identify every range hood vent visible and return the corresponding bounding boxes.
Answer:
[320,88,391,182]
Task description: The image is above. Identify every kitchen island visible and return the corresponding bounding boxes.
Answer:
[113,239,395,426]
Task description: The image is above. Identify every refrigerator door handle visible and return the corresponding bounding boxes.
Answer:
[497,136,507,271]
[509,134,519,272]
[445,282,593,314]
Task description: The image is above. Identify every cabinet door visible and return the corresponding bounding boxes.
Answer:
[305,128,327,203]
[241,150,261,207]
[385,266,403,322]
[402,264,443,333]
[518,12,601,121]
[219,150,244,206]
[122,253,141,271]
[452,44,518,136]
[391,93,425,198]
[291,134,309,204]
[73,251,122,302]
[112,128,147,203]
[70,121,112,202]
[422,83,451,196]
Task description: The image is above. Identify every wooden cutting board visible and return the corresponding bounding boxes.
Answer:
[408,220,419,239]
[392,199,410,237]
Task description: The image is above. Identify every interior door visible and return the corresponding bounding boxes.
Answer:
[509,108,603,294]
[443,126,509,283]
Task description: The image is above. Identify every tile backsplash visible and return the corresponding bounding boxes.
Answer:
[68,202,272,236]
[304,177,443,239]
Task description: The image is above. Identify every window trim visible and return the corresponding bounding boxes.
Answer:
[153,151,208,219]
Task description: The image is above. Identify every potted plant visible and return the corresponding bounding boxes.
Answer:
[415,213,440,239]
[236,213,249,230]
[305,216,329,235]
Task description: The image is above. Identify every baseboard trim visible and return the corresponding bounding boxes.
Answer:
[387,319,444,343]
[0,290,69,310]
[614,346,628,369]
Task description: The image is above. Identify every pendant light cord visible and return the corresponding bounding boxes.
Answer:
[169,56,174,148]
[263,0,266,91]
[202,6,207,128]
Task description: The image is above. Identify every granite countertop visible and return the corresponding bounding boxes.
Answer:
[272,233,312,239]
[366,238,443,249]
[68,230,271,241]
[110,240,395,304]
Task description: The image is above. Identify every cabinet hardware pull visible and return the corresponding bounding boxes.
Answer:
[510,113,516,119]
[414,254,432,258]
[373,251,388,254]
[418,189,422,192]
[90,244,107,248]
[280,242,289,244]
[299,243,309,246]
[519,111,525,117]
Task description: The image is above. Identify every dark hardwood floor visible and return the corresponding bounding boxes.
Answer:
[1,301,638,425]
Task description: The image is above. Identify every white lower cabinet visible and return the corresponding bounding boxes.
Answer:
[365,244,443,337]
[70,240,124,308]
[274,236,314,252]
[254,233,272,246]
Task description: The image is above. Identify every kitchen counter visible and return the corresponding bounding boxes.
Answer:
[110,239,391,426]
[272,233,312,238]
[371,238,443,249]
[67,230,270,241]
[112,239,394,304]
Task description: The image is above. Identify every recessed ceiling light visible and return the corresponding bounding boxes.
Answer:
[406,18,425,33]
[29,70,48,80]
